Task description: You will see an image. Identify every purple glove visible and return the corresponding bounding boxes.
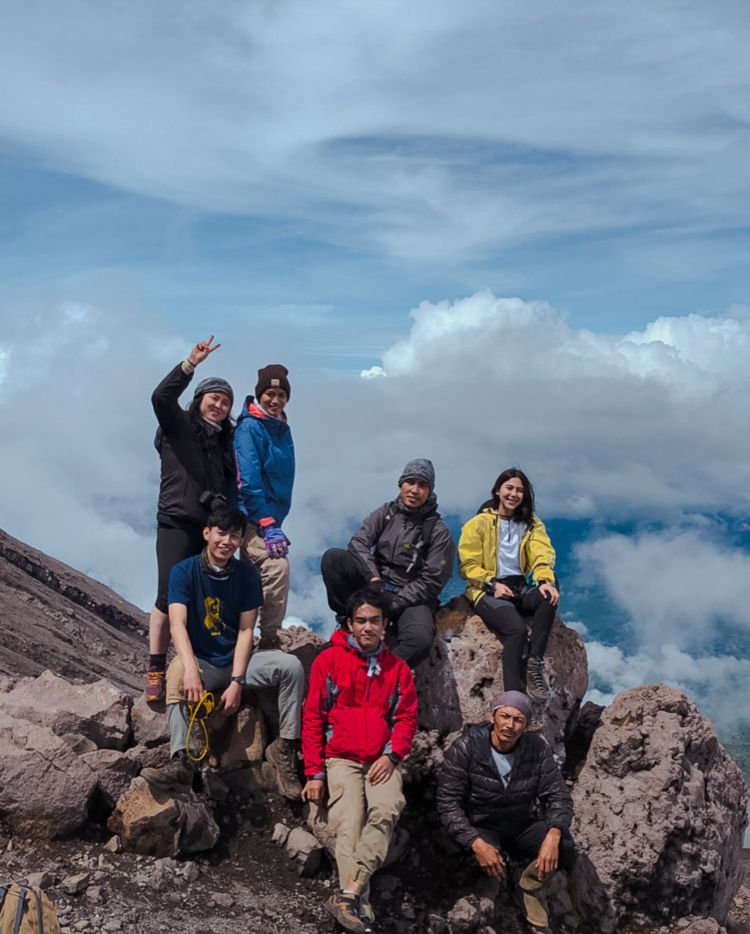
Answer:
[263,525,289,558]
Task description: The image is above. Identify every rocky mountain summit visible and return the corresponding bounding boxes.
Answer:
[0,528,748,933]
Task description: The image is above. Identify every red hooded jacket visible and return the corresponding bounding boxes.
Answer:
[302,629,418,777]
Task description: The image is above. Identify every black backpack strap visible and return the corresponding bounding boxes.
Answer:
[13,884,27,934]
[31,887,45,934]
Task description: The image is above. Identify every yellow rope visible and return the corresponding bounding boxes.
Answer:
[185,691,215,762]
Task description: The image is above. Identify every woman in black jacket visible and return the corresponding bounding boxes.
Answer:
[146,336,236,702]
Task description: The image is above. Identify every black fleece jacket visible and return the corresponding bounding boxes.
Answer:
[436,723,573,850]
[152,363,234,527]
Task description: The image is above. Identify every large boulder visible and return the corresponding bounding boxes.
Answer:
[414,599,588,758]
[571,684,748,932]
[0,710,98,837]
[1,670,132,750]
[108,777,220,857]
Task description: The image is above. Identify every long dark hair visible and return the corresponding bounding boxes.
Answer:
[187,398,235,474]
[490,467,535,526]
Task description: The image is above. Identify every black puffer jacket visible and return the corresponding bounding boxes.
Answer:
[152,364,234,527]
[347,494,456,609]
[436,723,573,850]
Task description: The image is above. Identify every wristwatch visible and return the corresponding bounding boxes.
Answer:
[387,752,401,766]
[230,675,246,686]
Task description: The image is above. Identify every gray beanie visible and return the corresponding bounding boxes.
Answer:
[491,690,532,723]
[193,377,234,407]
[398,458,435,490]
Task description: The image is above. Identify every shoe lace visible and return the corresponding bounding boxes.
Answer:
[531,660,547,692]
[147,669,164,686]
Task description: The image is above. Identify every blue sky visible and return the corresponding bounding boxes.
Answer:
[1,1,750,742]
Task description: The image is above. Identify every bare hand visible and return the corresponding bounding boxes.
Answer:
[301,779,325,803]
[471,837,506,879]
[183,666,203,703]
[188,335,221,367]
[368,755,395,785]
[219,680,242,714]
[536,829,561,879]
[538,582,560,607]
[493,582,516,600]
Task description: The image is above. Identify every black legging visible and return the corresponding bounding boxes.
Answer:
[154,519,205,612]
[475,576,555,692]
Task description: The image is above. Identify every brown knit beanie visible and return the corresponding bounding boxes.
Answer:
[255,364,290,400]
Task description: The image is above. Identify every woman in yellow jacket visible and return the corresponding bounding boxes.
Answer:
[458,468,559,701]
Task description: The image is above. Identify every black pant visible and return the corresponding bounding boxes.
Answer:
[480,820,576,870]
[320,548,435,667]
[475,577,555,692]
[154,519,205,611]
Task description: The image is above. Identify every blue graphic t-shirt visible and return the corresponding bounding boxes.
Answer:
[168,555,264,667]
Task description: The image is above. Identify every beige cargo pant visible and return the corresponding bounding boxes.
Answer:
[240,523,289,641]
[326,757,405,896]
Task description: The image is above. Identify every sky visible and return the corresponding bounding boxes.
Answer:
[1,2,749,743]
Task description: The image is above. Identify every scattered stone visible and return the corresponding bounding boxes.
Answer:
[272,821,290,846]
[103,835,121,853]
[26,869,56,889]
[62,871,91,895]
[212,892,234,908]
[285,826,324,876]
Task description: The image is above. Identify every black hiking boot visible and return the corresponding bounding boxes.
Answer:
[526,656,550,702]
[141,751,194,789]
[266,738,303,800]
[325,891,366,933]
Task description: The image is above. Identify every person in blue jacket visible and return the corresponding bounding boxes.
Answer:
[234,364,295,647]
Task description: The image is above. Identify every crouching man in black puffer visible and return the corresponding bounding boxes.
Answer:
[436,691,576,933]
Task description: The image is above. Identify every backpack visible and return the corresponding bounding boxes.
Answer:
[0,883,61,934]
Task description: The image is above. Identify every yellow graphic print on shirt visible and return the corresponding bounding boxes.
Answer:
[203,596,227,637]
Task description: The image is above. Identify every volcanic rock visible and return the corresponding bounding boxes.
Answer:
[571,684,748,932]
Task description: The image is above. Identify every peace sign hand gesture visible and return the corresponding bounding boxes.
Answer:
[188,336,221,367]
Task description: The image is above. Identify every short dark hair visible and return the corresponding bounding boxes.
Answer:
[344,588,391,627]
[490,467,535,526]
[205,505,247,536]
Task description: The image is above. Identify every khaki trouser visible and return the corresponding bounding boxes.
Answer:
[240,524,289,639]
[326,757,405,890]
[165,652,303,757]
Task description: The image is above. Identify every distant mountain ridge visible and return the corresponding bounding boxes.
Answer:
[0,528,147,693]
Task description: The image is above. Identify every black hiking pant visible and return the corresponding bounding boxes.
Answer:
[320,548,435,667]
[479,820,576,870]
[475,576,556,692]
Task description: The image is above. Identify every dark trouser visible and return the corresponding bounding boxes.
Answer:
[475,578,555,692]
[479,820,576,871]
[154,519,206,612]
[320,548,435,667]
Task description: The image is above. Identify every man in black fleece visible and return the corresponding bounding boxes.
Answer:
[437,691,576,932]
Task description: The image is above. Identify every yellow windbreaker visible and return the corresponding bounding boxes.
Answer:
[458,508,556,606]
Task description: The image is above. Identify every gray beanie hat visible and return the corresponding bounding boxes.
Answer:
[491,690,532,723]
[193,377,234,407]
[398,458,435,490]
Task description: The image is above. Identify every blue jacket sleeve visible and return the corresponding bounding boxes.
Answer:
[234,419,274,524]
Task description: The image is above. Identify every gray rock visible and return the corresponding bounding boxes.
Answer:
[80,747,140,809]
[272,821,291,846]
[26,870,56,889]
[62,871,91,895]
[107,776,220,858]
[286,826,324,876]
[130,693,169,747]
[1,670,132,750]
[572,684,748,932]
[0,710,98,838]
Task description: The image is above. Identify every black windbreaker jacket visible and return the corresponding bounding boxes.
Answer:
[436,723,573,850]
[152,363,234,527]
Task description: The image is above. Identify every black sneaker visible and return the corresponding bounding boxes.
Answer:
[265,738,303,800]
[325,891,365,933]
[526,656,550,702]
[141,751,194,789]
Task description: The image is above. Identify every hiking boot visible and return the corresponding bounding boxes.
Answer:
[141,751,194,789]
[526,656,550,702]
[324,891,366,933]
[265,738,303,800]
[145,667,166,703]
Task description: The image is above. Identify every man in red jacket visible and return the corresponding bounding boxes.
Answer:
[302,589,418,934]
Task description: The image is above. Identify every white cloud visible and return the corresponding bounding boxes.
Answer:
[0,2,748,266]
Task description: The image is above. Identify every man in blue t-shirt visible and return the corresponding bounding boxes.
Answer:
[142,505,305,798]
